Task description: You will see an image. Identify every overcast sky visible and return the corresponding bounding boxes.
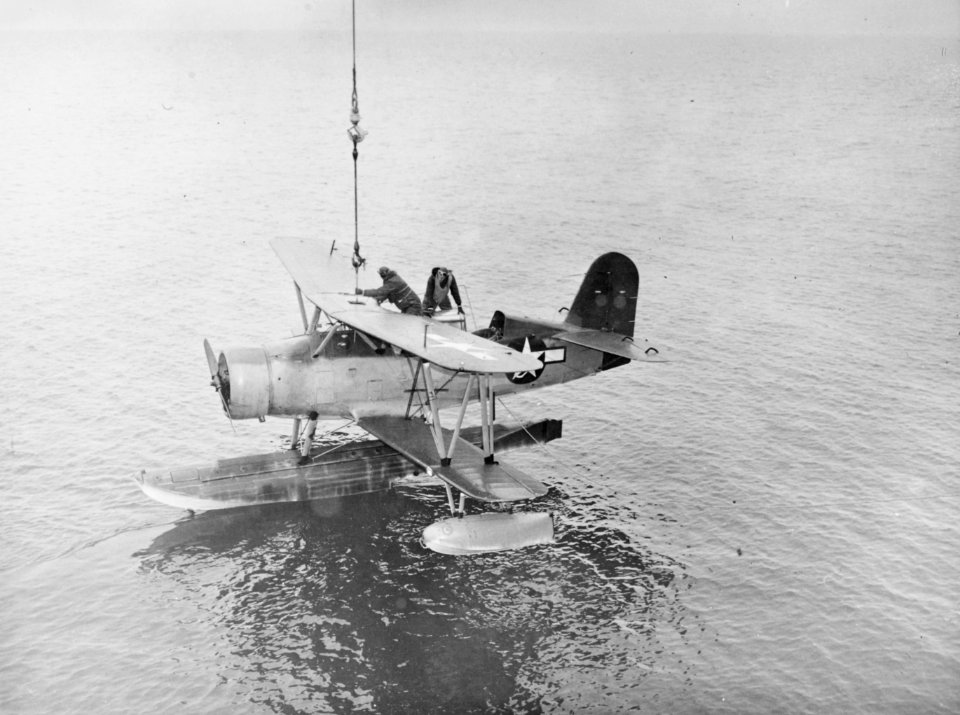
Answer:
[2,0,958,35]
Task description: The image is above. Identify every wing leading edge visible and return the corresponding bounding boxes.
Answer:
[331,306,541,373]
[271,237,540,374]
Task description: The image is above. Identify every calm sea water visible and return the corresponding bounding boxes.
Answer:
[1,28,959,714]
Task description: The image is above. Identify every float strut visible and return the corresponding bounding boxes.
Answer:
[290,417,302,450]
[299,411,319,463]
[444,484,456,515]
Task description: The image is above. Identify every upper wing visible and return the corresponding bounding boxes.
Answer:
[271,235,357,297]
[329,303,541,373]
[271,237,541,374]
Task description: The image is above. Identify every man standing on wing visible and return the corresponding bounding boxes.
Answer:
[422,266,464,318]
[356,266,423,315]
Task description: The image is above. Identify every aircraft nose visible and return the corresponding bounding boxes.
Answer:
[216,346,271,419]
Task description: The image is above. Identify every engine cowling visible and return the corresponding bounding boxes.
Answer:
[217,346,271,419]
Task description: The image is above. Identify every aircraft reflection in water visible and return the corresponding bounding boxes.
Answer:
[137,240,664,553]
[135,483,689,713]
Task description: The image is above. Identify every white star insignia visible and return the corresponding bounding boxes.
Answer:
[512,337,545,380]
[428,333,496,360]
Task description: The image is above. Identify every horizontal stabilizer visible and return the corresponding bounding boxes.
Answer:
[555,329,665,362]
[359,416,548,503]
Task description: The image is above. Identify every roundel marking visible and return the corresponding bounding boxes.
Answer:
[506,335,547,384]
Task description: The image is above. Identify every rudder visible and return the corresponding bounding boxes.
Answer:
[565,252,638,337]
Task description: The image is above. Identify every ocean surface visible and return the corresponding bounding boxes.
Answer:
[1,27,959,714]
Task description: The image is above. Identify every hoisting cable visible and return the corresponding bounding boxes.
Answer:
[346,0,368,290]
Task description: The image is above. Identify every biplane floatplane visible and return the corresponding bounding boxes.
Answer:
[135,2,664,553]
[137,240,663,554]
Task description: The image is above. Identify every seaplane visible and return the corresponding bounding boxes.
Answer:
[135,2,664,554]
[137,242,663,554]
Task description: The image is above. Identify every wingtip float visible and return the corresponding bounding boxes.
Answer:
[421,512,556,556]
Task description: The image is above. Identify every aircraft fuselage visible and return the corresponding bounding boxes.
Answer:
[218,315,618,421]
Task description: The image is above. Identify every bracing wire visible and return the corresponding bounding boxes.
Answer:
[461,285,479,331]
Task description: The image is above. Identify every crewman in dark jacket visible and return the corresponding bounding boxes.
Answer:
[422,266,464,317]
[356,266,423,315]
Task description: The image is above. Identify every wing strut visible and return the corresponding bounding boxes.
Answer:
[410,362,504,513]
[478,374,496,465]
[294,282,309,332]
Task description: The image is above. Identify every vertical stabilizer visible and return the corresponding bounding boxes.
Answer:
[565,252,638,337]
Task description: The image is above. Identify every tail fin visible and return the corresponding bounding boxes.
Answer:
[565,252,638,337]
